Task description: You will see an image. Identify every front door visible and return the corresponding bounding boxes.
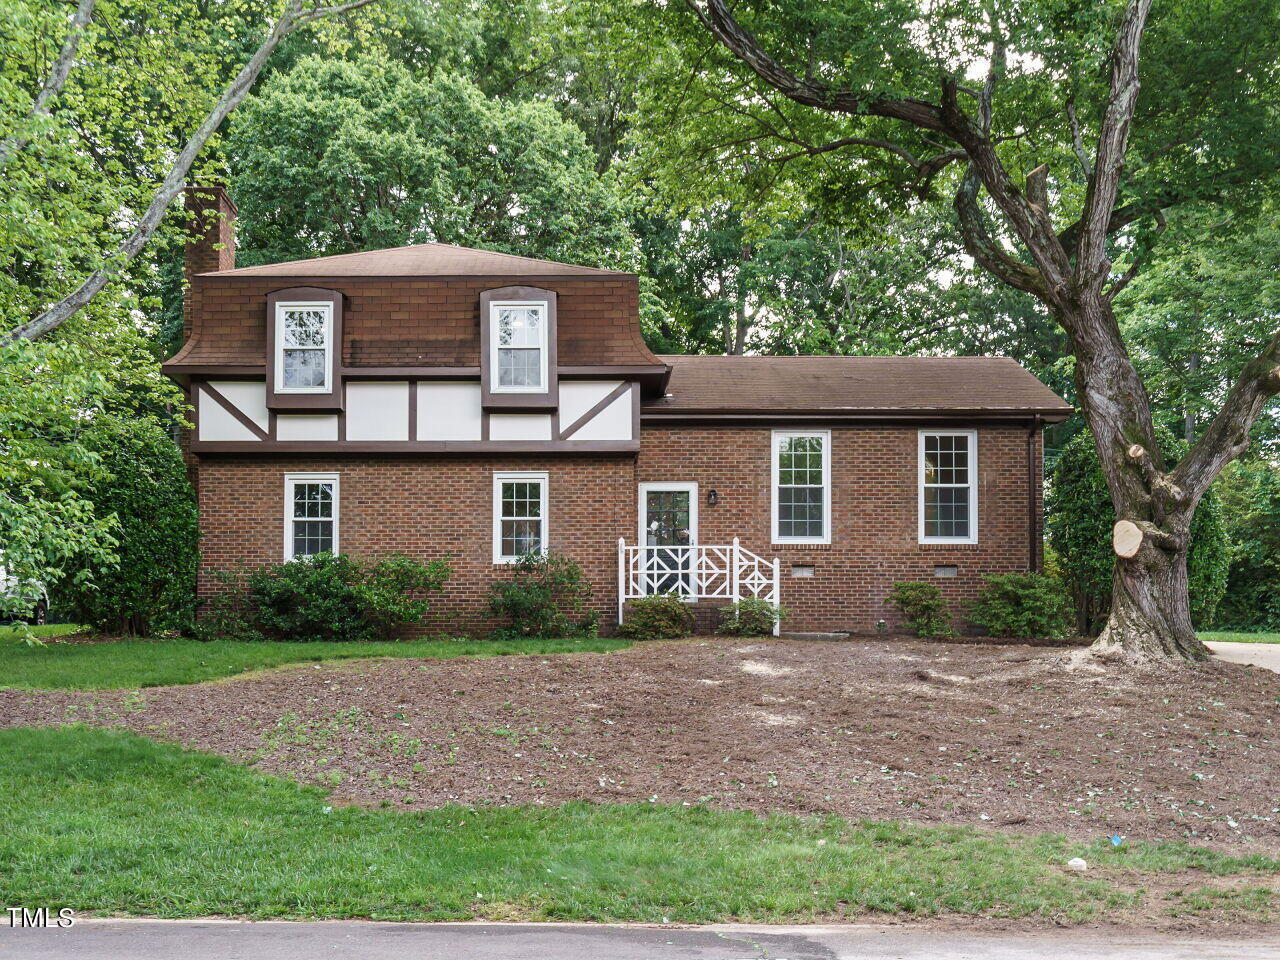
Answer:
[639,483,697,597]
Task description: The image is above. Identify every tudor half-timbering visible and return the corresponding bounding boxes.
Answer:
[168,187,1073,635]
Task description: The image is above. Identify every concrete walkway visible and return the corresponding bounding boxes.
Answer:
[2,920,1277,960]
[1207,640,1280,672]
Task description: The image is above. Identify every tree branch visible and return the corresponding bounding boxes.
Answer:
[953,167,1046,297]
[1075,0,1154,282]
[687,0,949,132]
[7,0,382,342]
[1172,331,1280,498]
[0,0,97,171]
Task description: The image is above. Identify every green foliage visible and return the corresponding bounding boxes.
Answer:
[617,594,695,640]
[1214,460,1280,631]
[1047,430,1230,633]
[211,553,450,643]
[230,55,637,270]
[487,553,595,640]
[717,597,785,637]
[50,420,198,636]
[968,573,1074,639]
[887,582,953,638]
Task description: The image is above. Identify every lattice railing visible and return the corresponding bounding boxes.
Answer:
[617,538,780,635]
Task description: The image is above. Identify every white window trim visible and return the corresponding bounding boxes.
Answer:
[489,300,549,394]
[918,429,979,545]
[637,481,699,545]
[771,429,831,545]
[284,472,340,561]
[275,301,334,394]
[492,470,549,564]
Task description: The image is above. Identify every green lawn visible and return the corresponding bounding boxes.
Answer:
[0,634,630,690]
[1,726,1274,923]
[0,623,82,642]
[1200,631,1280,644]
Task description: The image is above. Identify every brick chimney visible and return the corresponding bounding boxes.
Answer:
[182,184,236,341]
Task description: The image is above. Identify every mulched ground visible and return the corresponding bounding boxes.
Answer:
[3,637,1277,852]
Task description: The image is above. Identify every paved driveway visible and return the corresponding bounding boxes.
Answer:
[1207,640,1280,673]
[2,921,1277,960]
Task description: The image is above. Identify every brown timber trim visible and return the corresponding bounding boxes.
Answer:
[188,438,639,455]
[407,382,419,442]
[196,382,270,441]
[641,410,1072,425]
[631,382,641,442]
[479,286,558,411]
[558,381,632,440]
[265,287,344,411]
[191,272,636,283]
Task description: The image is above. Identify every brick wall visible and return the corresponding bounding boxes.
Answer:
[194,423,1042,637]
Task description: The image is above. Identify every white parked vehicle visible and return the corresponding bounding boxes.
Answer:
[0,562,48,625]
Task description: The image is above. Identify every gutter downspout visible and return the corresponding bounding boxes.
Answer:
[1027,415,1042,572]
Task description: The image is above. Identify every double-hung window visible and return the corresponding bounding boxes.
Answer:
[772,430,831,544]
[275,302,333,392]
[919,430,978,543]
[493,471,548,563]
[285,473,338,559]
[489,301,548,392]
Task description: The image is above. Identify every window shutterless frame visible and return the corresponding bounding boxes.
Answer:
[918,429,979,544]
[492,471,549,564]
[283,473,339,560]
[274,301,334,394]
[488,301,549,394]
[771,429,831,545]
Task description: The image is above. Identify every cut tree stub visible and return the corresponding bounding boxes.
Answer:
[1127,444,1145,460]
[1113,520,1143,558]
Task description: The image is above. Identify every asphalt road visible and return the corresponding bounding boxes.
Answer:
[1,921,1276,960]
[1207,640,1280,673]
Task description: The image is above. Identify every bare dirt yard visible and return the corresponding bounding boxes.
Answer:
[3,637,1277,852]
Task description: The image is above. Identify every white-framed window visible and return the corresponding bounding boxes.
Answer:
[284,473,339,560]
[489,301,548,393]
[919,430,978,544]
[275,302,333,393]
[493,471,549,563]
[771,430,831,544]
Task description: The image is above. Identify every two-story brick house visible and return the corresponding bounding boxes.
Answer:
[166,187,1072,636]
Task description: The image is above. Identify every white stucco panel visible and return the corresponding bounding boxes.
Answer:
[558,380,621,428]
[346,381,410,441]
[207,381,269,432]
[567,389,633,441]
[197,387,260,442]
[489,413,553,441]
[276,414,340,441]
[418,382,482,441]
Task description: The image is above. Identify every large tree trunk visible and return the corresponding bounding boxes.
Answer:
[1061,295,1210,661]
[1093,525,1208,661]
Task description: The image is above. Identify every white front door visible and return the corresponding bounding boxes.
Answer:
[638,482,698,597]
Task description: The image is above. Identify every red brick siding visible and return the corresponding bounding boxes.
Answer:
[193,425,1041,636]
[197,455,635,636]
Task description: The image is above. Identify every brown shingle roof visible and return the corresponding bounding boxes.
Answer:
[645,355,1072,419]
[199,242,630,279]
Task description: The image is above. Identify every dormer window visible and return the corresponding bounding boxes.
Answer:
[491,301,547,392]
[480,285,558,410]
[265,287,343,410]
[276,302,333,393]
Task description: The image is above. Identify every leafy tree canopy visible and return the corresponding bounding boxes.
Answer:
[229,54,638,269]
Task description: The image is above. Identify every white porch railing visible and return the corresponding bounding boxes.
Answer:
[617,537,781,636]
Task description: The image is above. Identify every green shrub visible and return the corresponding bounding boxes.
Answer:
[718,597,786,636]
[1047,428,1230,633]
[887,581,953,638]
[968,572,1074,638]
[617,593,695,640]
[51,420,198,635]
[216,553,449,642]
[488,553,595,639]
